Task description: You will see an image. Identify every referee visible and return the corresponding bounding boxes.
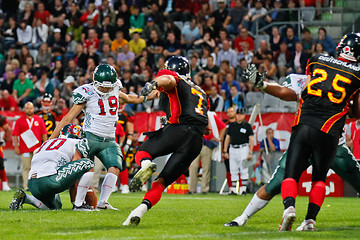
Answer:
[223,108,254,195]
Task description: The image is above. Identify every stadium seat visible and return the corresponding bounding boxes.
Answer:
[279,100,298,113]
[261,93,282,113]
[301,7,316,22]
[245,91,264,113]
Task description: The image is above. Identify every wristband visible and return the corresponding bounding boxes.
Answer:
[150,81,158,89]
[259,81,268,91]
[126,139,132,145]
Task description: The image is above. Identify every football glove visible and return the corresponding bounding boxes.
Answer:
[139,81,158,99]
[123,139,132,153]
[243,64,267,89]
[160,116,168,126]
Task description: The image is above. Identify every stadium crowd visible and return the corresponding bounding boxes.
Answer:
[0,0,337,114]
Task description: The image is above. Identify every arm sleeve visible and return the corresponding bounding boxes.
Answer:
[72,85,92,105]
[76,139,90,158]
[247,123,254,136]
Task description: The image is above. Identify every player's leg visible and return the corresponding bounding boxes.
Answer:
[297,131,338,231]
[96,140,123,210]
[224,158,233,189]
[201,145,213,194]
[229,146,240,194]
[280,125,312,231]
[119,158,130,194]
[9,188,49,210]
[239,146,250,194]
[21,153,32,190]
[73,170,94,210]
[0,155,11,191]
[331,144,360,192]
[189,153,201,194]
[124,126,204,226]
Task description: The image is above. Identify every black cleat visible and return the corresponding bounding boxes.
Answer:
[73,202,98,211]
[130,216,141,226]
[224,221,239,227]
[9,189,26,210]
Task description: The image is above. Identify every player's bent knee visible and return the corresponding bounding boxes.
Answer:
[108,166,121,175]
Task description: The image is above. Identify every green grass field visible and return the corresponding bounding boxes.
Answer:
[0,191,359,239]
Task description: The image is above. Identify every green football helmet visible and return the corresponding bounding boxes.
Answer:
[93,64,118,96]
[59,124,84,139]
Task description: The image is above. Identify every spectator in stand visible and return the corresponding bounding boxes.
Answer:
[48,60,64,87]
[269,26,283,52]
[198,46,217,68]
[209,85,224,112]
[265,0,287,27]
[142,17,161,42]
[165,21,181,41]
[12,70,34,107]
[216,39,237,68]
[234,28,255,53]
[31,18,48,49]
[285,0,299,22]
[64,59,83,81]
[312,42,329,56]
[17,19,32,48]
[194,32,216,52]
[11,59,21,78]
[47,28,66,53]
[84,29,100,53]
[253,40,273,66]
[61,76,76,106]
[147,30,164,63]
[221,72,241,99]
[13,102,47,190]
[301,28,315,56]
[73,43,88,71]
[81,15,98,42]
[224,85,245,111]
[19,46,32,66]
[260,128,280,152]
[299,0,324,19]
[243,0,267,35]
[274,41,292,77]
[32,2,50,26]
[117,4,131,30]
[99,43,116,64]
[49,0,66,24]
[1,67,16,94]
[34,69,54,102]
[111,31,129,54]
[169,0,193,22]
[163,31,182,58]
[4,17,17,50]
[223,0,247,35]
[283,26,299,54]
[201,74,219,96]
[19,3,35,26]
[190,55,201,84]
[261,56,278,81]
[5,45,19,66]
[0,90,19,111]
[116,44,135,70]
[98,16,115,39]
[236,58,250,91]
[98,32,113,54]
[97,0,116,27]
[64,33,77,59]
[287,41,309,74]
[148,3,166,32]
[129,31,147,59]
[218,60,235,84]
[237,41,254,64]
[66,17,83,43]
[181,17,201,51]
[201,55,219,83]
[316,27,336,56]
[130,5,146,30]
[212,0,228,35]
[80,3,99,26]
[67,2,81,22]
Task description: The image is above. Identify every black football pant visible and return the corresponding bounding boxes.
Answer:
[139,124,205,187]
[284,124,339,183]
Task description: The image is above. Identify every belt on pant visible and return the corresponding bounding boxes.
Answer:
[231,143,249,148]
[85,131,115,142]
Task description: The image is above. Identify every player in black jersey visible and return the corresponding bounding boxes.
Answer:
[123,56,208,226]
[278,33,360,232]
[36,93,60,138]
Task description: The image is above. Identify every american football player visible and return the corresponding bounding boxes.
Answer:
[123,56,208,226]
[36,93,60,137]
[50,64,157,210]
[9,124,94,210]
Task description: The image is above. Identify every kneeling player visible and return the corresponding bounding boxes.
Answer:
[9,124,94,210]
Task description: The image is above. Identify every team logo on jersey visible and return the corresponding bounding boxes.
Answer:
[82,86,91,95]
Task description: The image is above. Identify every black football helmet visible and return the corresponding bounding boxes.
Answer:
[164,56,191,80]
[336,32,360,63]
[41,93,53,110]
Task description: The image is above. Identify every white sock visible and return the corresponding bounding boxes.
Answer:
[98,173,117,204]
[25,195,49,210]
[242,193,270,218]
[75,172,94,206]
[132,203,148,218]
[141,159,152,168]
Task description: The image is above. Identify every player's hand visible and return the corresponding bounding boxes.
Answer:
[147,90,160,101]
[247,152,253,161]
[243,64,267,89]
[139,81,158,98]
[14,146,20,155]
[0,139,6,147]
[223,152,229,159]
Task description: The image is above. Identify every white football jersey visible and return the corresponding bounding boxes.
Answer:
[281,74,307,101]
[72,83,120,138]
[29,138,85,179]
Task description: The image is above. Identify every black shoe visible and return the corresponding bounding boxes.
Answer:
[130,216,141,226]
[9,189,26,210]
[73,202,97,211]
[224,221,239,227]
[228,191,237,195]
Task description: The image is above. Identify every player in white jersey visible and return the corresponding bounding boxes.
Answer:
[50,64,157,210]
[224,67,360,231]
[9,124,94,210]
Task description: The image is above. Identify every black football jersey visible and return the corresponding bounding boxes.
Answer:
[295,55,360,136]
[36,110,59,136]
[157,69,208,126]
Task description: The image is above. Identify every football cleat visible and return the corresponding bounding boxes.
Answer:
[279,206,296,231]
[296,219,315,231]
[9,189,26,210]
[73,202,98,211]
[129,161,156,192]
[223,221,239,227]
[122,185,130,194]
[123,212,141,226]
[234,214,249,226]
[96,201,119,210]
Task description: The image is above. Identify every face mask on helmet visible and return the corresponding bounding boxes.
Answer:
[59,124,84,139]
[41,100,53,111]
[337,33,360,63]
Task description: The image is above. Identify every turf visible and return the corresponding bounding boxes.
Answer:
[0,191,359,240]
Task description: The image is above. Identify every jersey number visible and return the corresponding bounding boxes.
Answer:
[45,120,54,134]
[98,96,118,116]
[307,69,352,103]
[191,88,204,115]
[38,139,66,152]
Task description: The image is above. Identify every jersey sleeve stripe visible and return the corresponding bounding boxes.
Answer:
[293,98,304,127]
[320,105,349,133]
[167,87,181,124]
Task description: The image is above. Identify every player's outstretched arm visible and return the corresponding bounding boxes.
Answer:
[49,104,85,139]
[263,82,297,101]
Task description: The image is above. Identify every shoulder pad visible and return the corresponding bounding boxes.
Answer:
[73,85,94,105]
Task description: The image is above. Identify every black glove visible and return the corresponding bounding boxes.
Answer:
[243,64,267,89]
[139,81,158,98]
